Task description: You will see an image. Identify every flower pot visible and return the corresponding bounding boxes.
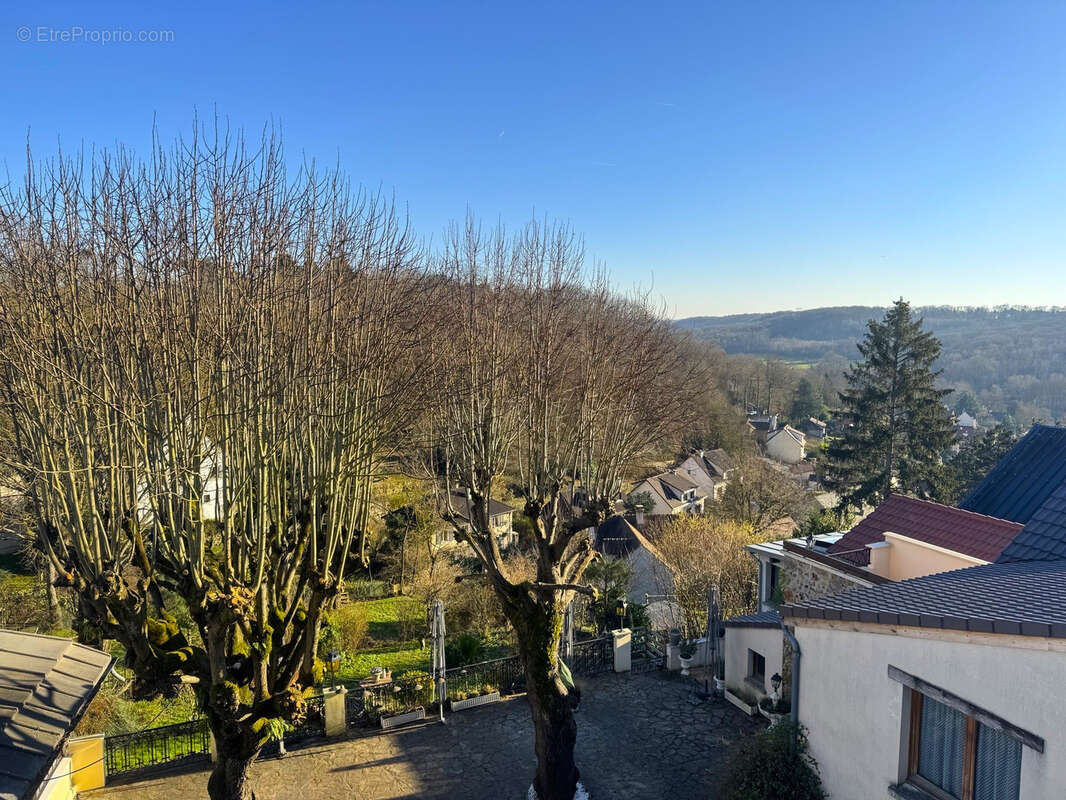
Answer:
[713,676,726,693]
[724,688,758,716]
[450,691,501,712]
[679,656,694,676]
[380,707,425,730]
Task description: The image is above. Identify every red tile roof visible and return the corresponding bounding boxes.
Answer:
[827,494,1023,565]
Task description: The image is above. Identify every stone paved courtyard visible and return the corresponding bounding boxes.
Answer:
[91,671,763,799]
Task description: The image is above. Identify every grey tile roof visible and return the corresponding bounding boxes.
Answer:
[959,424,1066,524]
[781,560,1066,639]
[0,631,113,800]
[444,490,514,524]
[997,482,1066,563]
[723,610,781,629]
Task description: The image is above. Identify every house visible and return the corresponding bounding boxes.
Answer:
[0,630,113,800]
[825,494,1023,580]
[438,488,516,550]
[764,425,805,464]
[676,449,735,501]
[626,471,707,516]
[746,413,778,444]
[730,495,1024,705]
[958,423,1066,524]
[800,417,827,440]
[591,515,674,625]
[782,560,1066,800]
[954,411,979,441]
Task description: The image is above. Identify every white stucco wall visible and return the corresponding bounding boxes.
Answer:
[724,625,784,696]
[766,431,804,464]
[794,622,1065,800]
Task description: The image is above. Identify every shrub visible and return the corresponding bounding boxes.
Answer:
[759,696,791,714]
[324,604,369,655]
[721,722,827,800]
[444,633,485,667]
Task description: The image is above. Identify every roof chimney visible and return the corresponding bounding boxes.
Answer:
[635,504,645,527]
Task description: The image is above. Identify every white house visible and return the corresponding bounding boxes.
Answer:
[437,488,516,550]
[764,425,805,464]
[626,471,706,516]
[782,560,1066,800]
[676,449,735,501]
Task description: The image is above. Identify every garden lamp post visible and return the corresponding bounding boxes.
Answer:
[771,672,782,702]
[614,597,628,631]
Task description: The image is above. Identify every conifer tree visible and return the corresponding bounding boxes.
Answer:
[826,300,954,510]
[789,378,825,422]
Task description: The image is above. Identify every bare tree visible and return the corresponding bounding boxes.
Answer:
[429,216,700,800]
[653,516,762,636]
[0,127,426,800]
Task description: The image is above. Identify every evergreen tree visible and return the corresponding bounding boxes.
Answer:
[826,300,955,510]
[789,378,826,422]
[949,423,1018,499]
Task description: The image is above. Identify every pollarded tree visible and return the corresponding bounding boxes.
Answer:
[0,129,426,800]
[825,299,955,510]
[429,217,700,800]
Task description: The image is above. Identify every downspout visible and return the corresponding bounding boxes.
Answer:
[780,620,801,747]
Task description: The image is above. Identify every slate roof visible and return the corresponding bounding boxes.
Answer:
[958,424,1066,524]
[635,472,706,509]
[445,490,514,523]
[0,631,113,800]
[996,482,1066,563]
[782,559,1066,639]
[592,516,665,563]
[827,494,1022,565]
[723,610,781,629]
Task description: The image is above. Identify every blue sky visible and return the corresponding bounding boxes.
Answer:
[3,1,1066,317]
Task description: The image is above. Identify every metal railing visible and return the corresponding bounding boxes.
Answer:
[570,634,612,676]
[104,718,210,777]
[102,629,647,781]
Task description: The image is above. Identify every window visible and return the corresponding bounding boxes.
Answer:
[906,691,1022,800]
[747,649,765,687]
[203,493,211,502]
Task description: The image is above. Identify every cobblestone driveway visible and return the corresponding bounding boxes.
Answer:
[91,672,762,800]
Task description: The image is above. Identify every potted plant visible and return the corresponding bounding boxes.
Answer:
[679,642,696,676]
[711,657,726,693]
[759,695,791,725]
[263,717,293,756]
[449,683,501,711]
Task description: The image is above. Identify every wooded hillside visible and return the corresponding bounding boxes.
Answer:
[677,306,1066,423]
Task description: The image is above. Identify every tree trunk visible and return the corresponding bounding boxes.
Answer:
[45,562,64,629]
[207,716,259,800]
[516,605,580,800]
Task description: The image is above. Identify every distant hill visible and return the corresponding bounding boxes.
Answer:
[677,305,1066,421]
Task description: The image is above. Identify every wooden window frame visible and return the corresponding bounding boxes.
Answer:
[905,691,1003,800]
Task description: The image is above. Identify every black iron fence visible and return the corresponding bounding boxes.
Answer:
[103,629,652,782]
[445,654,525,699]
[104,718,210,778]
[570,634,612,675]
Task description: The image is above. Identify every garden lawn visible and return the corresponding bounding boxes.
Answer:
[335,595,430,680]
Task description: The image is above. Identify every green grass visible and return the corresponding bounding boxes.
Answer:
[339,641,430,681]
[358,595,421,642]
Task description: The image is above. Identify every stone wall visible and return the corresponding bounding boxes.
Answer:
[781,557,863,606]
